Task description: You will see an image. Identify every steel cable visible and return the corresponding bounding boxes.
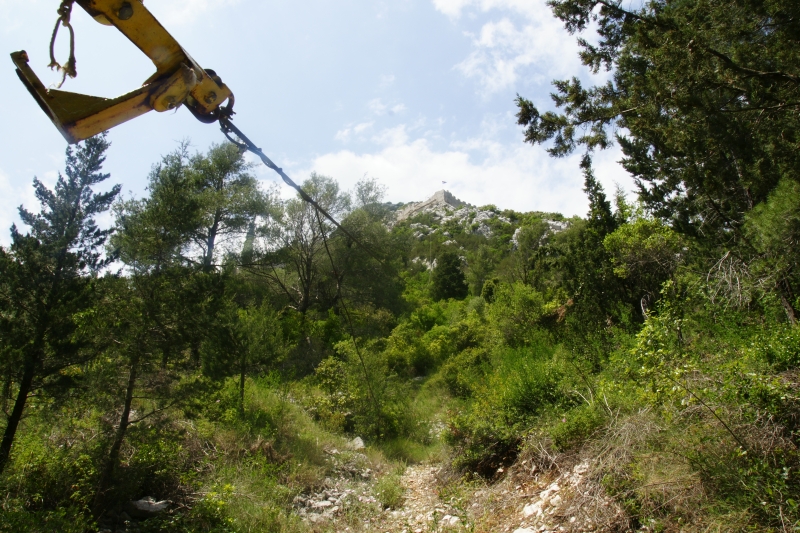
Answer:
[218,116,388,267]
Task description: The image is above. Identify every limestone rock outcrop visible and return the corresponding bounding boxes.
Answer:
[394,190,470,223]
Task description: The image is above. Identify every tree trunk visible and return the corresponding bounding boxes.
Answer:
[0,360,35,475]
[239,356,246,415]
[778,278,797,326]
[1,372,12,416]
[191,340,201,367]
[204,215,221,271]
[161,343,171,369]
[94,352,138,514]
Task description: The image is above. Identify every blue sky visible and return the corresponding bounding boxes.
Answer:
[0,0,633,244]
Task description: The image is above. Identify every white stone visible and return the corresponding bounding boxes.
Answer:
[523,502,543,518]
[125,497,169,518]
[513,528,537,533]
[349,437,365,450]
[573,462,589,475]
[395,190,470,223]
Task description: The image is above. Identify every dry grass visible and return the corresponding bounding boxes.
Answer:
[449,409,705,532]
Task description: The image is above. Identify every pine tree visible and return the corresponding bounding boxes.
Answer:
[558,156,618,316]
[516,0,800,240]
[201,300,285,413]
[431,251,468,301]
[0,135,119,474]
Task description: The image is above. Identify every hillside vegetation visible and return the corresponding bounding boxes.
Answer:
[1,1,799,532]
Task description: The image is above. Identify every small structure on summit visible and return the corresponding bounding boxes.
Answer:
[394,190,471,223]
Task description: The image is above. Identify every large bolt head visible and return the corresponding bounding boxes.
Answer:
[118,2,134,20]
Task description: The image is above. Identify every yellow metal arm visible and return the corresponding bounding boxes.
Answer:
[11,0,233,143]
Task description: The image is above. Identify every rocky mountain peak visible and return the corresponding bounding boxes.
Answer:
[394,190,472,223]
[391,189,510,240]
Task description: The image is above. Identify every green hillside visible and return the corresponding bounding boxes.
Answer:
[1,1,799,531]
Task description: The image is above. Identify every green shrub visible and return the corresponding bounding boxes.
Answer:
[317,341,418,441]
[0,428,102,513]
[436,347,489,398]
[751,325,800,371]
[446,412,522,478]
[683,425,800,529]
[487,283,547,346]
[308,356,356,432]
[464,296,486,315]
[499,357,564,418]
[490,344,564,419]
[419,325,457,371]
[0,507,94,533]
[445,342,566,477]
[382,323,424,375]
[409,302,448,331]
[375,468,405,509]
[480,278,499,303]
[549,404,605,451]
[186,484,237,533]
[120,436,187,501]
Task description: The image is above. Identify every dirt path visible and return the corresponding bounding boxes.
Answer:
[301,448,626,533]
[365,456,625,533]
[374,463,467,533]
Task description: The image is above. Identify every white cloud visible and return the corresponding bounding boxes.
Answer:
[433,0,587,95]
[0,169,39,247]
[432,0,542,19]
[354,122,374,134]
[431,0,476,18]
[379,74,396,88]
[368,98,407,116]
[304,126,633,217]
[372,125,411,147]
[335,121,375,142]
[368,99,387,115]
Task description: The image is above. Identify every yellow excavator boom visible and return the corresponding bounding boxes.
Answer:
[11,0,233,143]
[11,1,383,266]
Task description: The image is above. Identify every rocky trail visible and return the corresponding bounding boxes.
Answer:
[375,464,463,532]
[98,438,630,533]
[361,455,626,533]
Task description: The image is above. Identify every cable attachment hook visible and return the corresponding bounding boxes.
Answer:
[48,0,77,88]
[219,116,249,155]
